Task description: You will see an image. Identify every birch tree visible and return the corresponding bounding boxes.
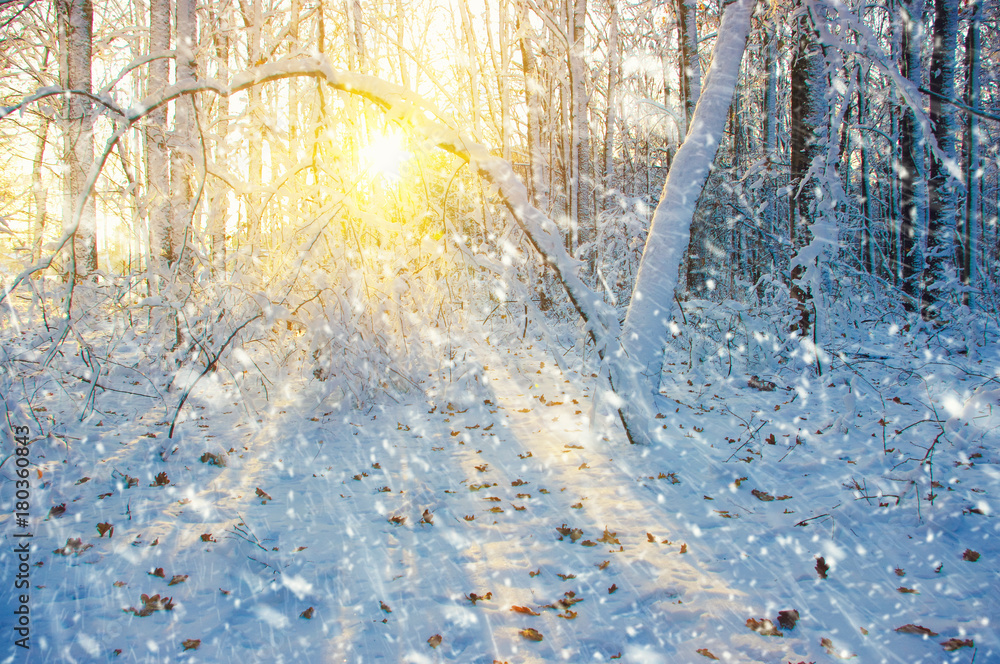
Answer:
[57,0,98,276]
[612,0,756,445]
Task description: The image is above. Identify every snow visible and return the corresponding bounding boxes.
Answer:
[2,305,998,663]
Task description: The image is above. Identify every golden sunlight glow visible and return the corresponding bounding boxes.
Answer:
[360,129,412,181]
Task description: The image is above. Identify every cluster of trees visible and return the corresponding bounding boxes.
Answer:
[0,0,997,409]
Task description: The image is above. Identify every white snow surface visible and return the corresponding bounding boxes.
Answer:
[1,324,999,663]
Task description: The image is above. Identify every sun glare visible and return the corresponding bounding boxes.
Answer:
[360,130,411,181]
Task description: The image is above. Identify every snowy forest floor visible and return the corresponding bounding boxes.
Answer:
[1,310,999,664]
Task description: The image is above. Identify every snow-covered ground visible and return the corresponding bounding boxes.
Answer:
[1,314,998,663]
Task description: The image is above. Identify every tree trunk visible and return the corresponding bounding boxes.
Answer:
[678,0,706,295]
[787,0,827,335]
[959,0,981,307]
[170,0,197,275]
[147,0,172,269]
[614,0,755,445]
[518,1,548,212]
[602,0,619,209]
[569,0,594,275]
[676,0,700,133]
[209,8,229,273]
[58,0,98,277]
[31,120,50,263]
[898,0,926,311]
[922,0,959,319]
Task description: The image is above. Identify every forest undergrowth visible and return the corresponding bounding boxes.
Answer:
[1,269,998,663]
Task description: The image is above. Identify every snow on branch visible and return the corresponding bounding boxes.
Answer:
[1,58,619,351]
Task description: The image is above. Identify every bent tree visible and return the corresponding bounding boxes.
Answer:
[611,0,756,445]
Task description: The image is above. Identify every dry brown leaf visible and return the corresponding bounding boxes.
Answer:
[897,586,919,594]
[816,556,830,579]
[168,575,188,586]
[556,573,576,581]
[752,489,775,501]
[511,605,540,616]
[940,638,974,651]
[300,607,314,619]
[427,634,443,648]
[255,487,272,501]
[181,639,200,651]
[821,637,857,659]
[777,609,799,630]
[598,527,620,545]
[895,624,939,636]
[96,522,113,538]
[962,549,981,562]
[149,567,166,578]
[746,618,782,637]
[519,628,543,642]
[695,648,719,660]
[466,592,492,605]
[608,584,618,594]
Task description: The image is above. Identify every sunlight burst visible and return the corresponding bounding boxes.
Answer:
[360,129,411,181]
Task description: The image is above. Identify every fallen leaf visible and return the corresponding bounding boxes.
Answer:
[608,584,618,594]
[557,609,577,619]
[421,509,434,525]
[752,489,775,501]
[895,624,939,636]
[529,569,541,577]
[149,567,166,578]
[466,592,492,605]
[388,515,406,525]
[201,533,216,542]
[519,627,543,642]
[380,601,392,613]
[48,504,67,519]
[427,634,442,648]
[555,524,583,542]
[255,487,272,501]
[962,549,980,562]
[777,609,799,630]
[815,556,829,579]
[181,639,200,651]
[97,522,114,538]
[940,638,974,651]
[746,618,782,636]
[679,543,688,553]
[696,648,719,660]
[556,573,576,581]
[151,472,170,487]
[596,560,610,570]
[598,527,620,545]
[897,586,919,594]
[511,605,540,616]
[300,607,314,619]
[647,533,656,543]
[168,575,188,586]
[821,637,857,658]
